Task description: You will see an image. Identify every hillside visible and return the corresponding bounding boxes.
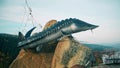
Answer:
[0,33,20,57]
[82,43,117,51]
[0,33,20,68]
[110,44,120,49]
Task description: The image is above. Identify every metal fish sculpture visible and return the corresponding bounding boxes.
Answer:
[18,18,98,52]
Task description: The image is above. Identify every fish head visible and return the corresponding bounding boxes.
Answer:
[70,19,98,33]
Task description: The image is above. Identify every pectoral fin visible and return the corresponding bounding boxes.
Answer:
[36,45,43,52]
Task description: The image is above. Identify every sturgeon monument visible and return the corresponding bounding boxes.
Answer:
[18,18,98,52]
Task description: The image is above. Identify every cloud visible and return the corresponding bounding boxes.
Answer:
[0,6,25,22]
[0,6,68,25]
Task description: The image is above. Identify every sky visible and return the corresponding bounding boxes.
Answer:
[0,0,120,44]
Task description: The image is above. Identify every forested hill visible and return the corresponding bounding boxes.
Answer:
[83,43,117,51]
[0,33,20,58]
[0,33,20,68]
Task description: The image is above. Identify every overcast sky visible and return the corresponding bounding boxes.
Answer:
[0,0,120,44]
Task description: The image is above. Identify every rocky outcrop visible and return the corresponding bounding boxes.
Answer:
[43,20,57,30]
[10,19,92,68]
[9,49,54,68]
[51,36,92,68]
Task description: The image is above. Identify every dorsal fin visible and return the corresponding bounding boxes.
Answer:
[25,27,36,38]
[18,32,25,41]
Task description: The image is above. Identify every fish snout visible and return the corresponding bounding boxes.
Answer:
[89,24,99,30]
